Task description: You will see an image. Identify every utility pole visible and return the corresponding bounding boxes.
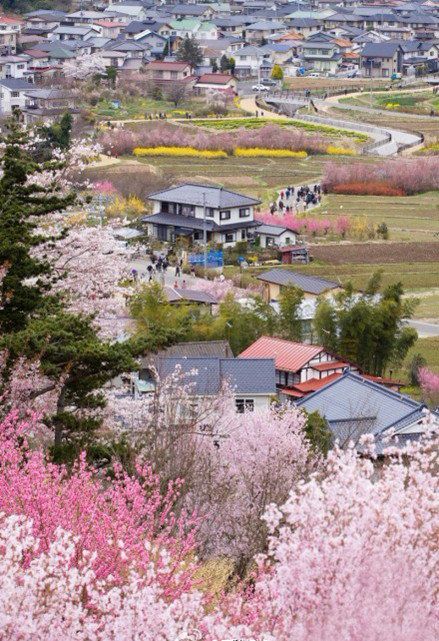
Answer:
[202,191,208,279]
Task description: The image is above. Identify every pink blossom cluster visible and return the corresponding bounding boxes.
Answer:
[418,367,439,406]
[0,412,198,595]
[0,407,437,640]
[322,157,439,195]
[100,123,326,156]
[233,437,439,640]
[256,211,351,237]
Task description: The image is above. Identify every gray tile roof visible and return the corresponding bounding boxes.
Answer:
[165,286,218,304]
[362,42,403,57]
[296,371,430,444]
[256,224,290,236]
[147,183,261,209]
[142,212,216,231]
[0,79,37,91]
[257,269,339,294]
[157,357,276,395]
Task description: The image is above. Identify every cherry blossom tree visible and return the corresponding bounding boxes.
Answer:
[34,225,134,339]
[63,55,107,80]
[235,435,439,641]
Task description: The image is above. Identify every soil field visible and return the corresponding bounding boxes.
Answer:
[310,242,439,265]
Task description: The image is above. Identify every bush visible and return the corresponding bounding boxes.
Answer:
[133,146,228,159]
[326,145,356,156]
[331,181,406,197]
[322,158,439,196]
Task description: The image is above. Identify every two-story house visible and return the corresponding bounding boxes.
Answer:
[233,44,269,78]
[301,38,343,73]
[256,268,341,303]
[0,16,22,54]
[361,42,404,77]
[143,183,261,247]
[144,60,193,83]
[239,336,351,390]
[0,55,31,80]
[0,77,36,114]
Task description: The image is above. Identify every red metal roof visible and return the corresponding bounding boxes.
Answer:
[282,372,342,397]
[197,73,234,85]
[239,336,323,373]
[310,360,348,372]
[146,61,191,71]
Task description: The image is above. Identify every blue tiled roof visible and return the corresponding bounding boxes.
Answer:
[296,371,428,441]
[157,357,276,395]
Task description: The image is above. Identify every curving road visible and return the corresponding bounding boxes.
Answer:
[242,92,424,156]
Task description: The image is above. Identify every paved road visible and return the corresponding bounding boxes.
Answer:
[407,320,439,338]
[243,90,424,156]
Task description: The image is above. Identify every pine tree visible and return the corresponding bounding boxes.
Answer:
[0,114,74,333]
[0,115,141,461]
[176,34,203,68]
[278,285,304,341]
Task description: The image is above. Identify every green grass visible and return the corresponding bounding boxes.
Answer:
[340,90,439,114]
[91,97,243,120]
[190,117,368,141]
[225,261,439,293]
[412,291,439,319]
[322,192,439,242]
[395,337,439,380]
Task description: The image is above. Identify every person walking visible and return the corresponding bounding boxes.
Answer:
[175,264,181,278]
[190,265,196,278]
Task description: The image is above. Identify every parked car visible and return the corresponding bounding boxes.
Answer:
[252,84,270,92]
[308,72,320,78]
[261,78,277,87]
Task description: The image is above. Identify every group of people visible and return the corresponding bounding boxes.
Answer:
[270,183,322,215]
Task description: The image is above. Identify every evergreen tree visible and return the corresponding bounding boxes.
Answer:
[278,285,304,341]
[0,116,141,461]
[0,115,74,332]
[220,54,229,72]
[313,271,418,376]
[176,35,203,68]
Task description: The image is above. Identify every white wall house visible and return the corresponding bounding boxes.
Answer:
[145,183,262,248]
[0,78,36,114]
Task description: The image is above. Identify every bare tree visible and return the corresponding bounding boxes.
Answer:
[164,83,189,107]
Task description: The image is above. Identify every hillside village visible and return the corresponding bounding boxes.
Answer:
[0,0,438,638]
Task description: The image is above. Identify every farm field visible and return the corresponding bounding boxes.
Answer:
[328,103,439,140]
[241,260,439,293]
[340,90,439,115]
[396,337,439,379]
[319,192,439,242]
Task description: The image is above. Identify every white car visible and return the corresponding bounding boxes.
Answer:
[252,84,270,92]
[308,72,320,78]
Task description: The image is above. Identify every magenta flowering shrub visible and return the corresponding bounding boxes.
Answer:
[322,158,439,195]
[0,412,198,595]
[255,211,351,237]
[100,123,326,156]
[418,367,439,406]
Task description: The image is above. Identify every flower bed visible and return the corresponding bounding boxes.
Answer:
[133,146,227,158]
[326,145,356,156]
[234,148,307,158]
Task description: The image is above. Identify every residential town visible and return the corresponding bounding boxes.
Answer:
[0,0,438,639]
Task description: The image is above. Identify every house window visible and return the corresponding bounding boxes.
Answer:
[236,398,254,413]
[11,91,19,97]
[285,237,291,245]
[225,233,234,243]
[181,204,195,216]
[171,71,178,78]
[220,210,231,220]
[241,229,246,240]
[206,207,215,218]
[239,207,250,218]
